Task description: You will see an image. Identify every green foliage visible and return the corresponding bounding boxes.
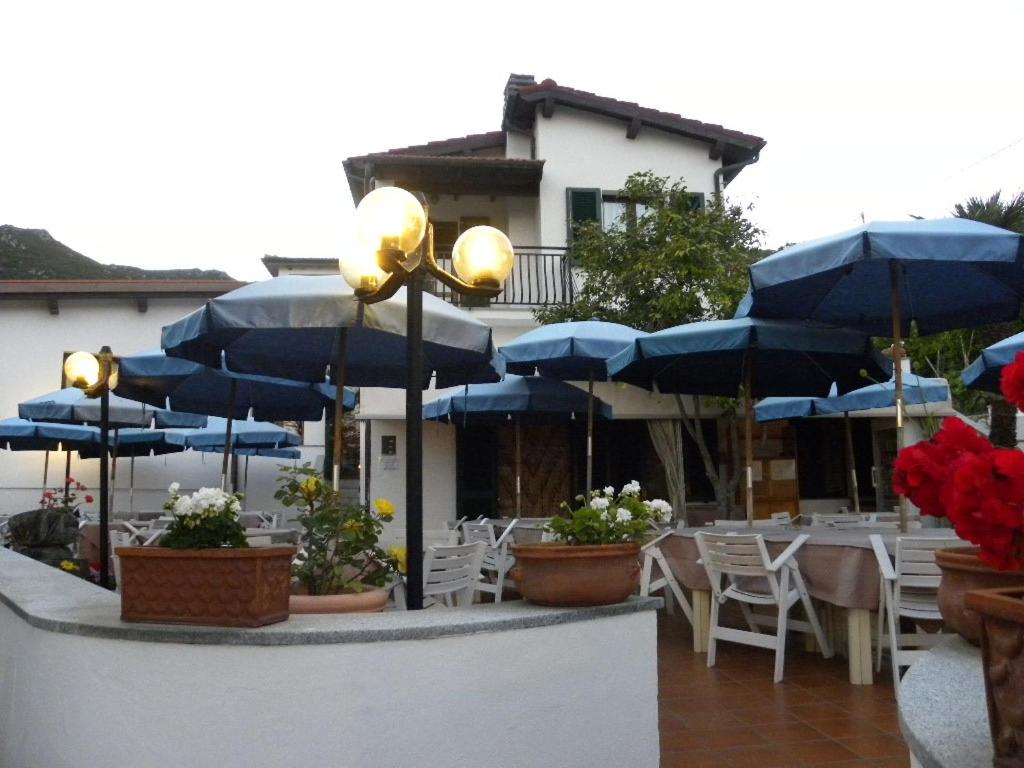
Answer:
[535,172,764,331]
[546,482,671,545]
[160,487,248,549]
[275,464,398,595]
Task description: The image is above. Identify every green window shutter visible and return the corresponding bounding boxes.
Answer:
[566,188,602,240]
[687,192,706,212]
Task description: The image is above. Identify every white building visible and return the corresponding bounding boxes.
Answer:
[264,74,768,539]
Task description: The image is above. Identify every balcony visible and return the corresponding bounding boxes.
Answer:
[429,247,576,307]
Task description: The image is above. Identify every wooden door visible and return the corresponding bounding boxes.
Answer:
[496,423,572,517]
[735,421,801,519]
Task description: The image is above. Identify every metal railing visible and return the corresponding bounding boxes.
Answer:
[429,247,576,307]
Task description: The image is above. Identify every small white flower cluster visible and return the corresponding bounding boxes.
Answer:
[621,480,641,497]
[167,485,241,526]
[591,496,610,510]
[643,498,673,523]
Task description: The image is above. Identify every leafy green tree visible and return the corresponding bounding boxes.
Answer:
[535,172,763,331]
[536,172,764,516]
[905,191,1024,447]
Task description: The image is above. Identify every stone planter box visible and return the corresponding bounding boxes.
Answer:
[117,546,295,627]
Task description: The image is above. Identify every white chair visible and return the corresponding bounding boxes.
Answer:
[423,528,460,548]
[461,520,518,603]
[422,541,486,608]
[809,513,867,529]
[109,530,134,592]
[870,535,950,694]
[710,517,791,528]
[695,531,833,682]
[639,530,693,624]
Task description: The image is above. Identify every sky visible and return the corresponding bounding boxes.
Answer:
[2,0,1023,281]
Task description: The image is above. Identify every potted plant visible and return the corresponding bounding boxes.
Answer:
[116,483,295,627]
[275,465,400,613]
[511,481,672,607]
[6,478,92,571]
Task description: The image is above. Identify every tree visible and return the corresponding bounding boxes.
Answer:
[535,172,763,331]
[536,172,765,516]
[905,191,1024,447]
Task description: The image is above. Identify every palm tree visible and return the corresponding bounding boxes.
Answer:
[954,191,1024,447]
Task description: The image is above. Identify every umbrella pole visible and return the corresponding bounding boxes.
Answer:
[890,263,908,532]
[586,373,595,493]
[64,451,72,504]
[243,456,249,508]
[844,413,861,516]
[332,327,349,490]
[110,429,119,517]
[42,450,50,495]
[129,455,135,517]
[515,416,522,517]
[221,379,238,491]
[744,362,755,526]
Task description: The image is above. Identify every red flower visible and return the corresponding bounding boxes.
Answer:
[42,490,55,498]
[892,417,993,518]
[948,450,1024,571]
[66,477,75,484]
[1000,352,1024,412]
[84,495,94,503]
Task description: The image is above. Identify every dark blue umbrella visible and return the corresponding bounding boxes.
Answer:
[161,275,502,389]
[424,375,612,516]
[163,416,300,450]
[498,320,645,491]
[115,349,357,421]
[962,331,1024,393]
[0,418,99,451]
[740,218,1024,528]
[607,317,889,522]
[19,388,207,428]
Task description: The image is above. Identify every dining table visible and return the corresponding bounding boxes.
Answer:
[664,525,962,685]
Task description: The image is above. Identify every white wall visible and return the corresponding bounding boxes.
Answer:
[0,561,660,768]
[0,297,315,517]
[534,106,722,248]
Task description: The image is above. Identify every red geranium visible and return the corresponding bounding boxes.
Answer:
[948,449,1024,571]
[85,495,94,503]
[1000,352,1024,411]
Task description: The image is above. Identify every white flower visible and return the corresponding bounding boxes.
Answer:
[591,497,610,510]
[168,482,180,495]
[615,508,633,523]
[621,480,641,497]
[646,498,673,522]
[603,486,615,496]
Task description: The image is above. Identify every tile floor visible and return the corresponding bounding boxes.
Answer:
[657,612,910,767]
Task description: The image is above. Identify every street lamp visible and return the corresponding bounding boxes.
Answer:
[340,186,514,609]
[64,346,117,589]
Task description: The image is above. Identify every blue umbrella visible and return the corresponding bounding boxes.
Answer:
[115,350,357,421]
[424,376,612,516]
[0,418,99,451]
[19,388,207,429]
[962,330,1024,394]
[498,320,646,491]
[195,445,301,504]
[740,218,1024,528]
[607,317,890,522]
[163,417,300,450]
[756,375,950,514]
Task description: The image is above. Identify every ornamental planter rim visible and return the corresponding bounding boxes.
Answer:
[965,586,1024,624]
[936,545,1005,574]
[115,545,296,559]
[511,542,641,559]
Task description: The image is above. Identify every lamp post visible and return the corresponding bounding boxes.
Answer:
[64,346,118,589]
[340,186,514,610]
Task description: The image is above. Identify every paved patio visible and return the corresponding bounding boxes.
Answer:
[657,612,910,767]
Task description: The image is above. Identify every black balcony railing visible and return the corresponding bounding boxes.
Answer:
[429,247,576,307]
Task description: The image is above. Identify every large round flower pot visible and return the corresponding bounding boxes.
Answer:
[116,546,296,627]
[964,587,1024,768]
[936,547,1024,644]
[510,543,641,607]
[289,587,389,614]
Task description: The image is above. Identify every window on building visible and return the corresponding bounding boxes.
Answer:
[566,188,603,239]
[570,188,707,235]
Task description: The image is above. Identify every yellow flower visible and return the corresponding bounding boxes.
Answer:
[300,477,321,496]
[59,560,79,573]
[388,546,407,574]
[374,498,395,519]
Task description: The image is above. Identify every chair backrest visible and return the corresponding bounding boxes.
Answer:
[711,518,789,528]
[109,531,134,591]
[770,512,794,524]
[423,541,486,607]
[867,512,921,524]
[461,522,498,547]
[893,536,949,613]
[695,531,777,600]
[810,513,866,528]
[422,529,460,548]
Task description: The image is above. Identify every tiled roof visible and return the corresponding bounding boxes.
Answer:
[0,279,246,296]
[366,131,506,158]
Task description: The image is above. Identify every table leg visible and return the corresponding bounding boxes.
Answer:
[846,607,873,685]
[692,590,710,654]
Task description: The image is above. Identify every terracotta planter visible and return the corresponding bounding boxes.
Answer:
[510,543,641,607]
[116,546,296,627]
[289,587,389,614]
[964,588,1024,768]
[936,547,1024,644]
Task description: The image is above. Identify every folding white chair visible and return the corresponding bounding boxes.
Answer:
[710,517,791,528]
[639,530,693,624]
[695,531,833,682]
[422,541,486,608]
[109,530,134,592]
[870,534,950,694]
[809,513,867,529]
[461,520,518,603]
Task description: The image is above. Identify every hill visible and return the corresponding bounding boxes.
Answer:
[0,225,234,280]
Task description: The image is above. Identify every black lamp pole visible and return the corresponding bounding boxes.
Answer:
[405,268,424,610]
[98,385,110,589]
